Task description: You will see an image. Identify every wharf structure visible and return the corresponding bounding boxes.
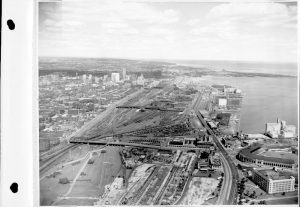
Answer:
[207,85,244,135]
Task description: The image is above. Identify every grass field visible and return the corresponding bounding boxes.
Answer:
[261,151,298,162]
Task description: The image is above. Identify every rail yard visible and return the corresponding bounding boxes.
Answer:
[40,75,298,206]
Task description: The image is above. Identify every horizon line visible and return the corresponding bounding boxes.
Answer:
[39,56,298,65]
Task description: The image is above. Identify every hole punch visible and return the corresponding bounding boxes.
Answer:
[7,19,15,30]
[10,182,18,193]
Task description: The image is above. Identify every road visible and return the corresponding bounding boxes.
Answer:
[193,92,238,205]
[51,147,107,205]
[254,195,298,202]
[195,111,238,205]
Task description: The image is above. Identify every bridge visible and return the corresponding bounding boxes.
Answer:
[70,140,203,151]
[116,105,183,112]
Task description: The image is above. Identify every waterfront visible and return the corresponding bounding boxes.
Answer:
[198,76,297,133]
[172,60,297,77]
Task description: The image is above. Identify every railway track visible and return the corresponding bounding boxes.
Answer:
[153,166,178,205]
[127,166,161,205]
[39,144,80,174]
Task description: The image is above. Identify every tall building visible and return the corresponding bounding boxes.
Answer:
[136,74,145,85]
[82,74,87,83]
[122,68,127,80]
[252,169,295,194]
[111,73,120,83]
[103,75,108,82]
[94,77,100,84]
[88,74,93,82]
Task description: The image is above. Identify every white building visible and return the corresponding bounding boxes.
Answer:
[253,169,295,194]
[122,68,127,80]
[266,123,281,138]
[88,74,93,82]
[136,74,145,85]
[218,98,227,107]
[265,118,296,138]
[111,73,120,83]
[94,77,100,83]
[103,75,108,82]
[82,74,87,83]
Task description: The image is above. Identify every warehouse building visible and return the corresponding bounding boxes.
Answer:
[252,169,295,194]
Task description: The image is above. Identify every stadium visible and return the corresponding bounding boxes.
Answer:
[237,143,298,169]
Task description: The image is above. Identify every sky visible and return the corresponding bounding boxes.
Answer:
[39,0,298,62]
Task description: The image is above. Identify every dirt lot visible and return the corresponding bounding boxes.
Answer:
[178,177,218,205]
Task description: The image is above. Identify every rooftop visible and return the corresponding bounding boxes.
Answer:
[257,169,293,180]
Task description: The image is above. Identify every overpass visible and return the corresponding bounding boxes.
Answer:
[70,140,204,151]
[116,105,183,112]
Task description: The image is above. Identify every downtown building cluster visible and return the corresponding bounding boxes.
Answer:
[39,70,156,151]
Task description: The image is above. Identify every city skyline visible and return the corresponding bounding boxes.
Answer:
[39,0,297,63]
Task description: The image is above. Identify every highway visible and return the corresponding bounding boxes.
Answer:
[192,90,238,205]
[195,111,238,205]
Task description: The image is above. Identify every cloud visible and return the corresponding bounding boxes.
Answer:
[144,27,175,36]
[207,3,296,29]
[39,1,297,62]
[187,19,201,26]
[189,3,297,40]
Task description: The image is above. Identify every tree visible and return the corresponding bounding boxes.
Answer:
[258,200,266,205]
[237,164,242,169]
[245,190,250,196]
[282,192,286,196]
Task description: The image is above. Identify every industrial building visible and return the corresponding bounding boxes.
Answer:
[265,118,296,138]
[252,169,295,194]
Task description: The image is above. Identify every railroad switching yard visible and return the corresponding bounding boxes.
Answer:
[39,61,298,206]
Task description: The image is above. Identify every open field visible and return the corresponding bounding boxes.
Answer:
[40,146,122,205]
[178,177,218,205]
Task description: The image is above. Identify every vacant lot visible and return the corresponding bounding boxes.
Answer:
[179,177,218,205]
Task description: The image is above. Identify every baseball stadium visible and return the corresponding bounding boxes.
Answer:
[237,143,298,169]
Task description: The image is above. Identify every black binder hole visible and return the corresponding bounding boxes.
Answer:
[10,182,18,193]
[7,19,15,30]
